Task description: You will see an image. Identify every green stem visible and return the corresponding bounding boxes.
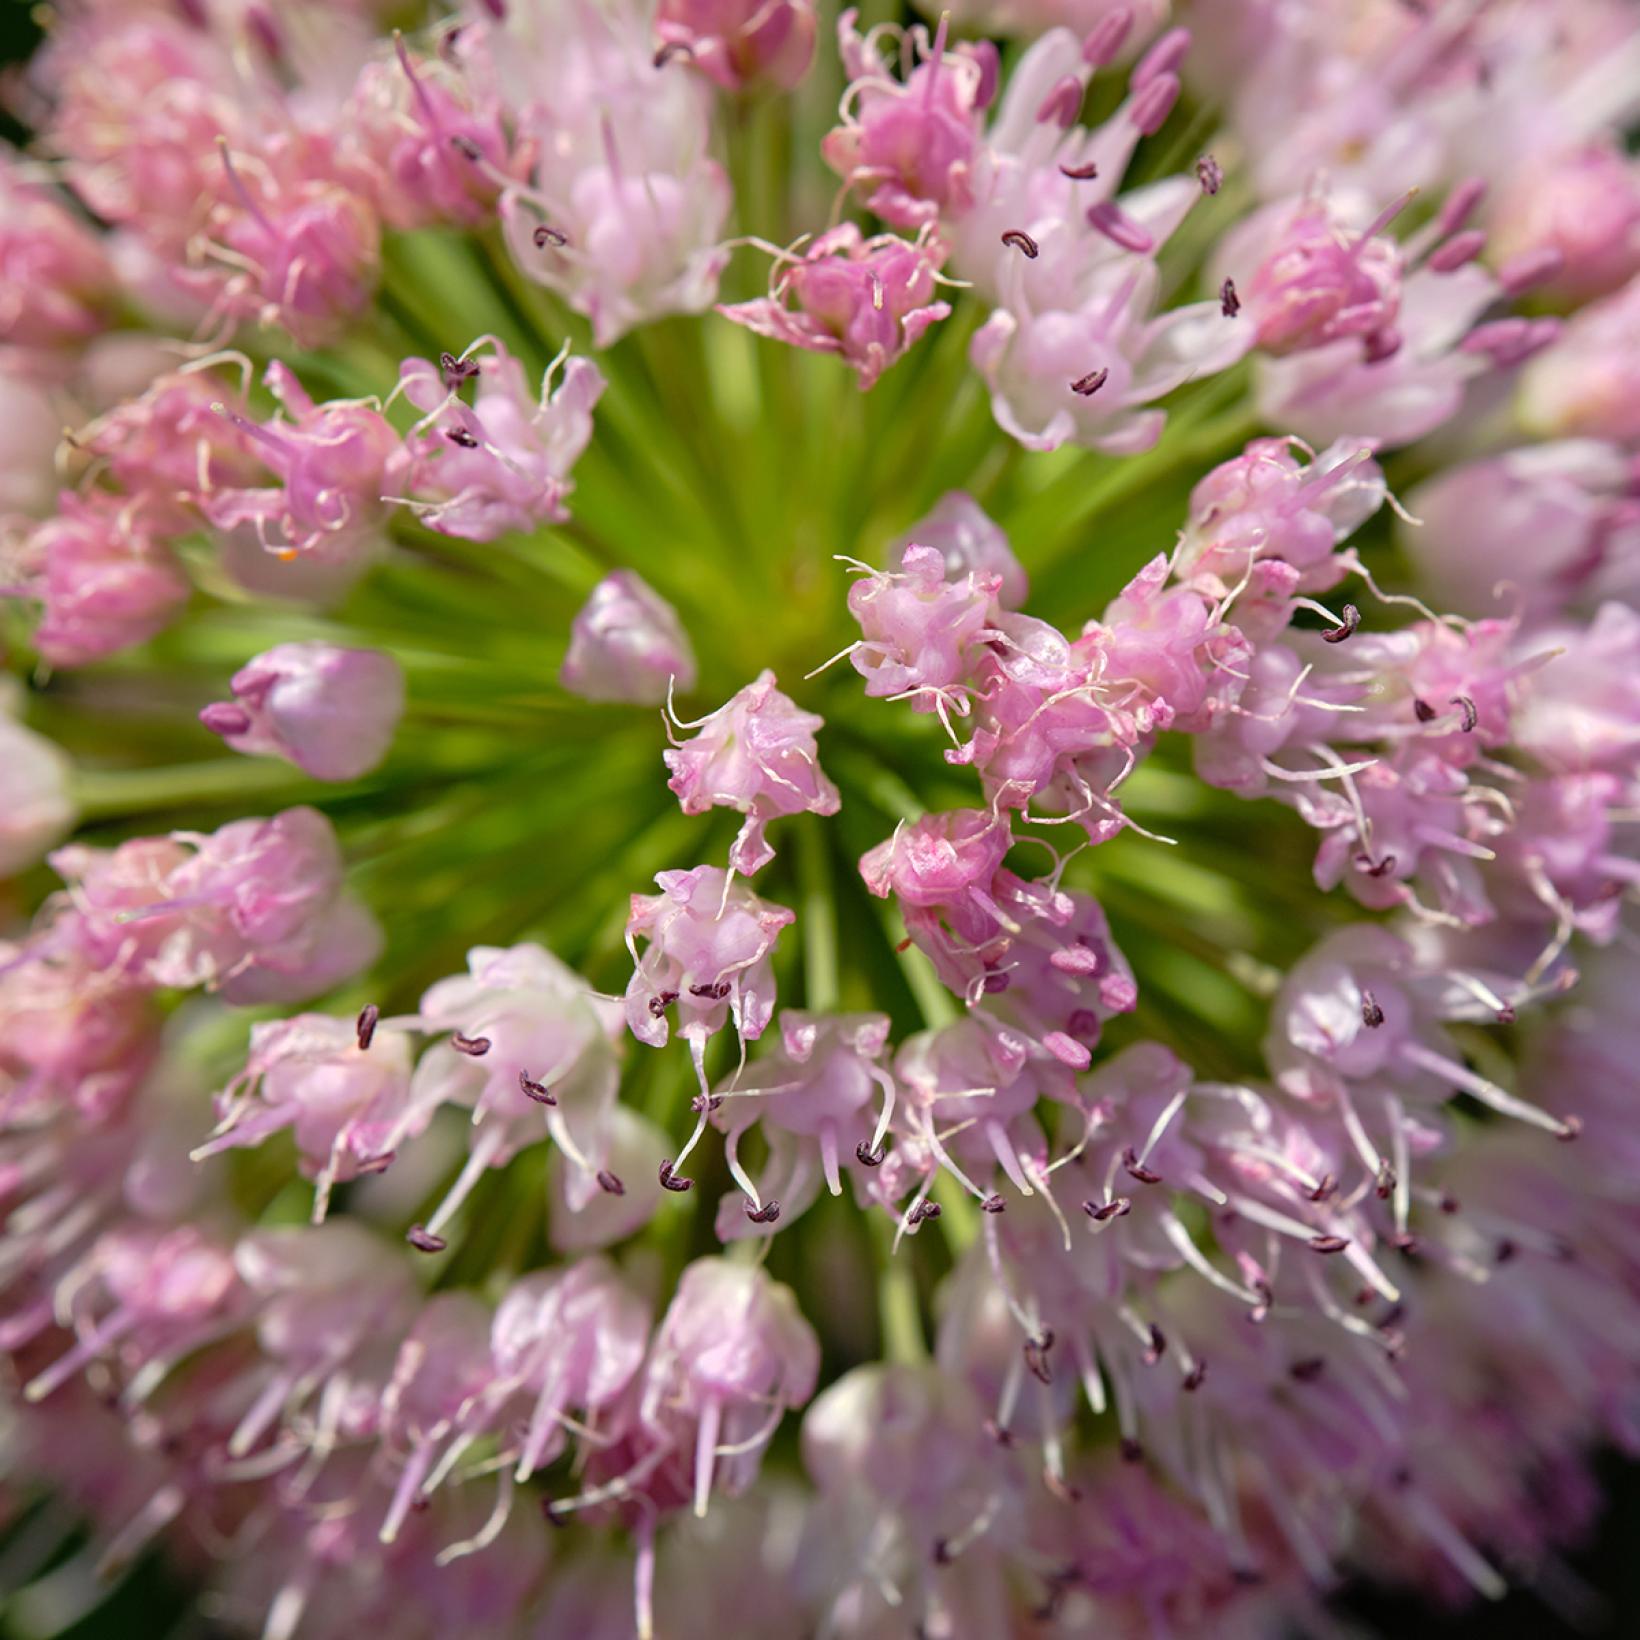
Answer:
[871,1214,929,1365]
[798,815,840,1013]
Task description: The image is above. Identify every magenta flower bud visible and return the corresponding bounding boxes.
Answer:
[0,702,73,878]
[624,866,795,1084]
[398,338,605,541]
[50,805,380,1004]
[200,642,405,782]
[663,669,840,875]
[193,1013,429,1217]
[22,494,191,668]
[1082,8,1136,68]
[719,225,951,391]
[655,0,818,92]
[896,491,1028,610]
[640,1258,819,1516]
[0,156,112,349]
[1131,25,1190,87]
[561,570,698,706]
[1126,70,1179,137]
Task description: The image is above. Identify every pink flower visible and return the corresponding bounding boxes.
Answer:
[845,543,1000,705]
[19,494,191,668]
[625,866,795,1086]
[664,670,840,874]
[655,0,817,92]
[859,807,1013,914]
[200,642,405,782]
[1520,274,1640,445]
[717,224,950,390]
[0,155,112,349]
[50,806,381,1005]
[896,490,1028,610]
[397,339,605,541]
[638,1258,819,1516]
[1487,141,1640,302]
[410,943,624,1224]
[823,11,995,230]
[201,361,400,573]
[561,571,698,706]
[192,1014,428,1220]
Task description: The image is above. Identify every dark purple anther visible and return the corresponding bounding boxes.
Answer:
[1083,1195,1131,1221]
[1322,603,1361,643]
[451,1032,490,1056]
[533,224,568,249]
[1023,1329,1055,1384]
[356,1003,379,1050]
[519,1071,556,1105]
[1413,697,1437,722]
[658,1159,694,1192]
[1360,989,1385,1029]
[446,427,480,449]
[856,1141,885,1168]
[407,1224,446,1253]
[1070,367,1109,397]
[908,1199,942,1225]
[1000,229,1040,259]
[1196,153,1223,195]
[981,1194,1006,1214]
[1449,694,1477,732]
[1059,159,1100,180]
[1220,277,1240,317]
[596,1170,626,1195]
[745,1199,781,1224]
[1309,1234,1350,1254]
[1121,1146,1161,1185]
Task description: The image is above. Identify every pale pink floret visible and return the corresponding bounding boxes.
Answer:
[202,360,401,574]
[397,338,605,541]
[1519,273,1640,445]
[638,1258,819,1517]
[561,570,698,706]
[719,224,950,390]
[192,1013,430,1220]
[49,805,380,1005]
[411,943,624,1223]
[846,543,1000,706]
[656,0,818,92]
[664,669,840,874]
[895,490,1028,610]
[625,866,795,1086]
[200,641,406,782]
[20,494,192,668]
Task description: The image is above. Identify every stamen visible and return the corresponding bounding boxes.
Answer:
[1413,698,1437,722]
[356,1004,379,1050]
[1023,1330,1055,1384]
[1220,277,1240,318]
[907,1199,941,1225]
[1121,1146,1161,1185]
[446,428,481,449]
[439,351,479,387]
[1196,153,1223,195]
[596,1171,625,1195]
[658,1159,694,1192]
[1360,989,1385,1028]
[1449,694,1477,732]
[533,224,569,249]
[653,42,694,68]
[1309,1234,1350,1254]
[407,1225,446,1253]
[1083,1196,1130,1221]
[449,134,484,162]
[1322,603,1361,643]
[1070,367,1109,397]
[1059,160,1100,180]
[451,1032,490,1055]
[1000,229,1039,259]
[856,1141,885,1167]
[981,1194,1006,1213]
[744,1199,781,1224]
[519,1071,556,1105]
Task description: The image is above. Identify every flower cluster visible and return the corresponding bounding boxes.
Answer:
[4,1,1640,1637]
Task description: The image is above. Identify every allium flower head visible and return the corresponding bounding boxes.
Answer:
[6,4,1640,1636]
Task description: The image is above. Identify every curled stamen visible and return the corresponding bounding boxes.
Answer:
[1220,277,1240,318]
[907,1199,942,1225]
[856,1141,884,1168]
[1449,694,1477,733]
[1196,153,1223,195]
[439,351,478,387]
[745,1199,782,1224]
[519,1071,556,1105]
[356,1004,379,1051]
[532,224,568,249]
[1000,229,1039,259]
[658,1159,694,1192]
[1070,367,1109,397]
[1361,990,1385,1028]
[451,1032,491,1056]
[596,1171,625,1196]
[1322,603,1361,643]
[647,990,679,1019]
[407,1225,446,1253]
